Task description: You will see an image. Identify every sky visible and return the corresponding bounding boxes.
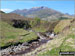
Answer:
[1,1,74,15]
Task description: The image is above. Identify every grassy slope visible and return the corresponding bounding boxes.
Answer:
[0,21,36,47]
[54,19,71,33]
[37,34,75,56]
[1,18,75,56]
[36,19,75,56]
[22,19,75,56]
[0,20,47,47]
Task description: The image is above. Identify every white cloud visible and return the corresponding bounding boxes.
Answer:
[0,9,13,13]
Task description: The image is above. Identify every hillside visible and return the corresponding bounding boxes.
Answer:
[0,18,59,48]
[20,19,75,56]
[0,21,38,47]
[1,11,32,23]
[36,19,75,56]
[0,19,50,47]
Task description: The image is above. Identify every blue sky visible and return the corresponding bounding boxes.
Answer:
[1,1,74,15]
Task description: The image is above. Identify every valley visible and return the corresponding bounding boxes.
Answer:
[0,7,75,56]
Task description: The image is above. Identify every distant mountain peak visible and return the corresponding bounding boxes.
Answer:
[32,7,40,9]
[14,9,21,11]
[40,6,48,9]
[22,9,27,11]
[31,6,48,9]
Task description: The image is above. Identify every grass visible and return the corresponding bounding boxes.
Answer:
[33,26,47,32]
[0,21,47,47]
[19,32,37,42]
[0,21,35,47]
[37,34,75,56]
[54,19,71,33]
[37,19,75,56]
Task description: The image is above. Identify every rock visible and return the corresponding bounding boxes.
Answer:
[49,32,55,38]
[45,32,51,36]
[22,42,29,46]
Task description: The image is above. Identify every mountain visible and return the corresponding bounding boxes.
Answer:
[11,6,63,18]
[11,6,74,20]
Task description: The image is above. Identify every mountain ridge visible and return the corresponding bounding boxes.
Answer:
[10,6,74,21]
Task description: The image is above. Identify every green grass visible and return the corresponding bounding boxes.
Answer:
[0,21,47,47]
[33,26,46,32]
[0,21,37,47]
[19,32,37,42]
[38,45,75,56]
